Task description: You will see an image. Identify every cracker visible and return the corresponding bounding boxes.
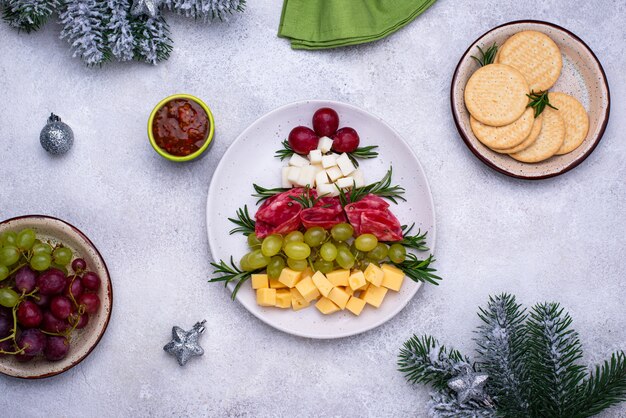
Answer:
[492,113,543,154]
[471,107,534,149]
[509,108,565,163]
[464,64,529,126]
[548,92,589,155]
[498,30,562,92]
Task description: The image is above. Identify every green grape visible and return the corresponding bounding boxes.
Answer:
[32,242,53,255]
[355,234,378,252]
[287,258,308,271]
[261,235,283,257]
[0,246,20,266]
[389,243,407,263]
[267,256,286,279]
[30,253,52,271]
[247,233,262,249]
[52,247,73,266]
[50,263,68,275]
[283,231,304,246]
[313,259,334,274]
[336,247,355,270]
[334,241,350,252]
[0,288,19,308]
[0,231,17,247]
[240,253,254,272]
[368,243,389,262]
[319,242,338,262]
[283,242,311,260]
[0,265,9,281]
[304,227,326,247]
[16,229,36,251]
[247,249,271,270]
[330,223,354,242]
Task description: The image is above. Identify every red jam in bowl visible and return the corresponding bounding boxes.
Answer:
[152,98,210,157]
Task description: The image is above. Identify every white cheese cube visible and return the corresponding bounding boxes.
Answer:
[287,167,301,185]
[321,153,338,168]
[326,166,343,182]
[336,153,356,176]
[309,149,323,164]
[289,153,310,167]
[281,167,291,188]
[297,166,316,187]
[352,169,365,188]
[315,170,330,186]
[336,176,355,190]
[317,136,333,153]
[317,183,339,197]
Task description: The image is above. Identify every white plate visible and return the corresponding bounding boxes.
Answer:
[206,100,436,339]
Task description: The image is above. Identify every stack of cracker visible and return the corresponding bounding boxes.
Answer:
[464,31,589,163]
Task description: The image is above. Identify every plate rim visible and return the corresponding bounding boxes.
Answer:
[0,214,113,379]
[206,99,436,339]
[450,19,611,180]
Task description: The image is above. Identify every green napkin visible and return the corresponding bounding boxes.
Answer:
[278,0,437,50]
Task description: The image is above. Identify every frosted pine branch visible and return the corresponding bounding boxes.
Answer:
[131,15,172,64]
[429,392,496,418]
[3,0,59,32]
[163,0,245,22]
[106,0,134,61]
[59,0,110,66]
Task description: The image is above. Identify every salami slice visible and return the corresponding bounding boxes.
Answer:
[300,196,346,229]
[344,194,403,241]
[254,188,304,238]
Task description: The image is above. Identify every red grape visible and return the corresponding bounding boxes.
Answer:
[0,314,11,337]
[17,300,43,328]
[331,127,360,153]
[288,126,319,154]
[15,353,33,362]
[78,293,100,314]
[17,328,46,356]
[71,258,87,272]
[37,269,66,295]
[312,108,340,137]
[44,336,70,361]
[0,339,14,355]
[34,294,50,308]
[42,311,69,333]
[69,313,89,329]
[50,296,72,320]
[81,272,101,291]
[15,266,37,293]
[65,277,83,299]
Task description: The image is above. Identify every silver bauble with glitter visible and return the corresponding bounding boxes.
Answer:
[40,113,74,155]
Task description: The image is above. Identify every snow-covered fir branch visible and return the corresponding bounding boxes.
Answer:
[106,0,135,61]
[3,0,59,32]
[429,392,496,418]
[59,0,110,66]
[132,15,172,65]
[163,0,245,22]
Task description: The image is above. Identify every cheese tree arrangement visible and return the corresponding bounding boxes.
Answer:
[398,294,626,417]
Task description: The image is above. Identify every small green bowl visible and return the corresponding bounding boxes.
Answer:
[148,94,215,162]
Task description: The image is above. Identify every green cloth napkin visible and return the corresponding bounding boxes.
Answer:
[278,0,437,50]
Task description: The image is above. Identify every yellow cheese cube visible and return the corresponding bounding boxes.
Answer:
[342,286,354,296]
[381,264,405,291]
[301,267,314,279]
[278,268,302,288]
[361,285,388,308]
[364,263,384,287]
[328,287,350,310]
[295,276,321,302]
[311,271,334,297]
[290,288,310,311]
[346,296,366,315]
[326,269,350,287]
[275,289,291,308]
[256,288,276,307]
[315,297,340,314]
[251,274,269,289]
[348,270,367,290]
[269,278,287,289]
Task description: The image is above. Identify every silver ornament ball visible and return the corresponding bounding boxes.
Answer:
[40,113,74,155]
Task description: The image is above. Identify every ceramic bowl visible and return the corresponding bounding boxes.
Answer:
[148,94,215,162]
[0,215,112,379]
[451,20,610,179]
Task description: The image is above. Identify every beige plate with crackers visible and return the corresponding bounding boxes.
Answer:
[451,20,610,179]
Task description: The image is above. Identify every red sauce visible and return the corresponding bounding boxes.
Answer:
[152,98,210,157]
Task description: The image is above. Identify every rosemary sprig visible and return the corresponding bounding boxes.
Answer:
[274,140,295,160]
[288,185,328,208]
[337,167,406,205]
[471,43,498,67]
[209,257,261,300]
[527,91,558,118]
[394,254,441,285]
[252,184,290,204]
[347,145,379,167]
[399,224,429,251]
[228,205,255,236]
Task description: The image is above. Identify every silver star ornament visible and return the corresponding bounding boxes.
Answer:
[131,0,162,18]
[163,320,206,366]
[447,366,490,404]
